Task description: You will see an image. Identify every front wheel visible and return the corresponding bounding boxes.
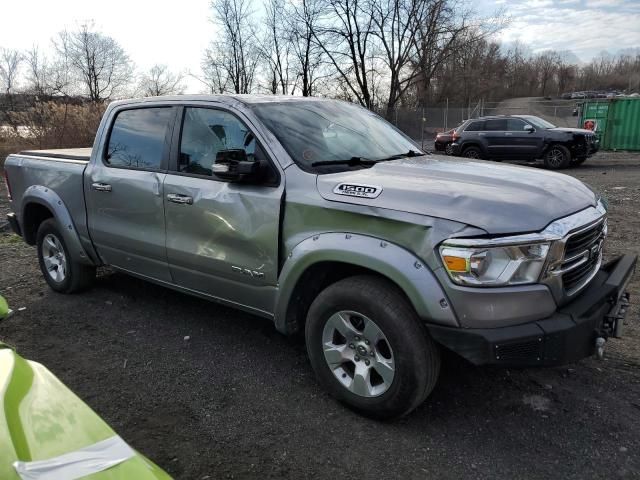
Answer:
[543,144,571,169]
[305,275,440,419]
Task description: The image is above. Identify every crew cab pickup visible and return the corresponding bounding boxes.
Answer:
[3,95,636,419]
[450,115,599,169]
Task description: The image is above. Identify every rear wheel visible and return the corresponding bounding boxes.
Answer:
[462,146,482,159]
[36,219,95,293]
[305,275,440,419]
[543,144,571,169]
[445,143,454,155]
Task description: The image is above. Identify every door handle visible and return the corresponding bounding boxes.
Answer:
[505,132,513,136]
[91,182,112,192]
[167,193,193,205]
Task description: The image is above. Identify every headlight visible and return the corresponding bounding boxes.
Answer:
[439,241,551,286]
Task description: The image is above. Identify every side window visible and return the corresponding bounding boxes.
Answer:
[465,121,484,132]
[178,107,276,183]
[485,119,507,131]
[106,108,173,169]
[507,119,526,131]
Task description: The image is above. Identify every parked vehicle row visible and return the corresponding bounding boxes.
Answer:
[560,91,640,99]
[434,115,599,169]
[4,95,636,419]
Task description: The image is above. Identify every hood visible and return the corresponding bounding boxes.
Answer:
[316,157,597,235]
[550,127,594,135]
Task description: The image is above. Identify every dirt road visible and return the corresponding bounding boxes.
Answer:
[1,152,639,479]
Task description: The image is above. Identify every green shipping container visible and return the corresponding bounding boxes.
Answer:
[581,98,640,151]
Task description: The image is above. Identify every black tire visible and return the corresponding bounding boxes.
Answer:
[445,143,454,155]
[571,156,587,166]
[461,146,482,159]
[36,218,95,293]
[543,144,571,169]
[305,275,440,419]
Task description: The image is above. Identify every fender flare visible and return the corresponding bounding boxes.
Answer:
[273,233,459,334]
[21,185,96,266]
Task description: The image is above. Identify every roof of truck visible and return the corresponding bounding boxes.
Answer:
[109,94,334,107]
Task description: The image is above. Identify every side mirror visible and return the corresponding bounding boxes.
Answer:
[524,124,535,132]
[212,149,261,183]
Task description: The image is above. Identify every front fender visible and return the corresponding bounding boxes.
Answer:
[21,185,97,266]
[274,233,459,333]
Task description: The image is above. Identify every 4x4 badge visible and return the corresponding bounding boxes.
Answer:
[333,183,382,199]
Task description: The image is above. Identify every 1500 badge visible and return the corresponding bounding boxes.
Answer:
[333,183,382,199]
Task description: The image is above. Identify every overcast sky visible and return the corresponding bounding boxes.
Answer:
[0,0,638,93]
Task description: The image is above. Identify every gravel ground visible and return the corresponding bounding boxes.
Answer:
[1,151,639,480]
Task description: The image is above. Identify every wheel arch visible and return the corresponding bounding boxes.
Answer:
[459,141,487,157]
[274,233,458,336]
[542,137,575,156]
[21,185,96,266]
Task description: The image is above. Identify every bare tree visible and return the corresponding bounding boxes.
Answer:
[314,0,377,108]
[23,46,71,96]
[0,48,22,95]
[261,0,294,94]
[204,0,261,94]
[556,53,577,94]
[138,65,185,96]
[413,2,506,107]
[288,0,325,96]
[369,0,432,117]
[24,46,48,96]
[536,51,559,97]
[199,58,230,93]
[55,23,133,102]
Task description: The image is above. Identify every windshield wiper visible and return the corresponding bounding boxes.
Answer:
[311,156,377,167]
[311,150,424,168]
[376,149,424,161]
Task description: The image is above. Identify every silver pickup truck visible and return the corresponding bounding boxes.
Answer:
[4,95,637,419]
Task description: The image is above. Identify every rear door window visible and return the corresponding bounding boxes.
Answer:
[106,108,173,170]
[485,119,507,131]
[464,121,484,131]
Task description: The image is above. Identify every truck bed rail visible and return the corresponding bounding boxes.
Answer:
[18,148,91,162]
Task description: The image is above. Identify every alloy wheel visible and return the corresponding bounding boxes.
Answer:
[546,148,565,168]
[41,234,67,283]
[322,310,395,397]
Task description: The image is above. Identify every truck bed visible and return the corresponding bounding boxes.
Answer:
[19,148,92,162]
[4,150,91,248]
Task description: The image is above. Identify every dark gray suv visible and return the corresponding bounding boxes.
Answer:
[450,115,599,169]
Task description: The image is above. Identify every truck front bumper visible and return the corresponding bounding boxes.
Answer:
[428,254,636,367]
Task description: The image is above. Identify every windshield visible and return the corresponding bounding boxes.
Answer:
[521,115,556,129]
[252,100,423,173]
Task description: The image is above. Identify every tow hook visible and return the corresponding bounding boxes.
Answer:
[595,337,606,360]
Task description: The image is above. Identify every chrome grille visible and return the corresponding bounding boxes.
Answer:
[561,219,606,295]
